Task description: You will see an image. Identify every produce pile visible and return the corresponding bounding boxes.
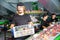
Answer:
[27,24,60,40]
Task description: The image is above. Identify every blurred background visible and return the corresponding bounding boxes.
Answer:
[0,0,60,40]
[0,0,60,21]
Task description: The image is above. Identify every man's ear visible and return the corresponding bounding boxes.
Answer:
[23,6,26,12]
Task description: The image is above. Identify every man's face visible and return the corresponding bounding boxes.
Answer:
[44,16,48,20]
[17,6,25,14]
[52,15,56,19]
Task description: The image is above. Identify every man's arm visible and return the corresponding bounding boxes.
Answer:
[10,16,15,29]
[27,15,33,26]
[42,26,47,29]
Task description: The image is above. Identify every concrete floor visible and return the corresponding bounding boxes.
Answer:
[0,32,12,40]
[0,32,5,40]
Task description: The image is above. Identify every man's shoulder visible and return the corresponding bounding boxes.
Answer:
[55,18,58,19]
[25,14,30,15]
[13,14,18,17]
[12,14,18,19]
[24,14,30,17]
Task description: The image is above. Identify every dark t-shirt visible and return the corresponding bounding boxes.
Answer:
[11,14,31,26]
[41,19,49,28]
[50,18,58,22]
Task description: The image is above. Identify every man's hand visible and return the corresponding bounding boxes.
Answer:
[29,22,33,26]
[10,24,15,29]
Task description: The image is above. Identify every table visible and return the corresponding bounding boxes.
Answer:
[26,24,60,40]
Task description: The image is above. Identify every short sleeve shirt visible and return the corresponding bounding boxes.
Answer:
[50,18,58,22]
[11,14,31,26]
[41,19,49,27]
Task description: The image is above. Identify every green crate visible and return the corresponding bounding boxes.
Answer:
[54,34,60,40]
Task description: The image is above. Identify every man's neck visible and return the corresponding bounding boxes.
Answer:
[18,13,24,15]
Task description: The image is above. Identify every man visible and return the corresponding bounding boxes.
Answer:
[47,13,58,25]
[50,13,58,23]
[40,14,49,29]
[10,2,33,40]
